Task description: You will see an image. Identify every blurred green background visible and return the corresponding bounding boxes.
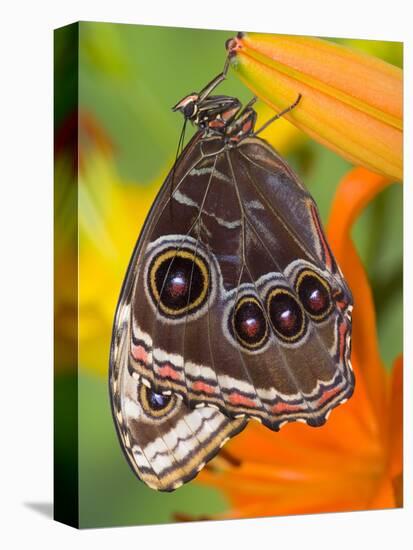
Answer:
[54,22,402,528]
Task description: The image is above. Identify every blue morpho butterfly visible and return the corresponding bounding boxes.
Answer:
[109,52,354,492]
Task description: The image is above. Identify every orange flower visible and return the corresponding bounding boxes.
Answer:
[196,167,403,517]
[226,33,403,181]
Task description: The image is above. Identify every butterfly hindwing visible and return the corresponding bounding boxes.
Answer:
[110,284,247,492]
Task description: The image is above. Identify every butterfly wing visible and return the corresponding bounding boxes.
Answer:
[114,132,354,432]
[109,275,246,491]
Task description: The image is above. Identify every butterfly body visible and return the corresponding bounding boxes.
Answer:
[109,65,354,491]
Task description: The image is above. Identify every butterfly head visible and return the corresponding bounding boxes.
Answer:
[172,94,200,122]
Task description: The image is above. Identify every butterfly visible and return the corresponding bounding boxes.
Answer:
[109,56,354,492]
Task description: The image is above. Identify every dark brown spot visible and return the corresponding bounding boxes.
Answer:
[148,247,210,319]
[297,272,331,320]
[231,296,268,349]
[268,289,305,342]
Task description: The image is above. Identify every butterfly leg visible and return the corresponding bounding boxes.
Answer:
[243,96,258,109]
[253,93,302,136]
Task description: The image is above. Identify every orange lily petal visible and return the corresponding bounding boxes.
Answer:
[197,165,402,516]
[369,477,397,510]
[226,33,403,181]
[200,450,386,515]
[327,167,394,424]
[387,355,403,484]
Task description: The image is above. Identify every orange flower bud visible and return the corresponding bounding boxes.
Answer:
[226,33,402,181]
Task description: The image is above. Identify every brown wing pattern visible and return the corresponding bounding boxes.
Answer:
[116,133,353,433]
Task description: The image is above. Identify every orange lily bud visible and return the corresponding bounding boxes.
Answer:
[226,33,402,181]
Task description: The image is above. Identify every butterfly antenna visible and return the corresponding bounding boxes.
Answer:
[169,118,188,217]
